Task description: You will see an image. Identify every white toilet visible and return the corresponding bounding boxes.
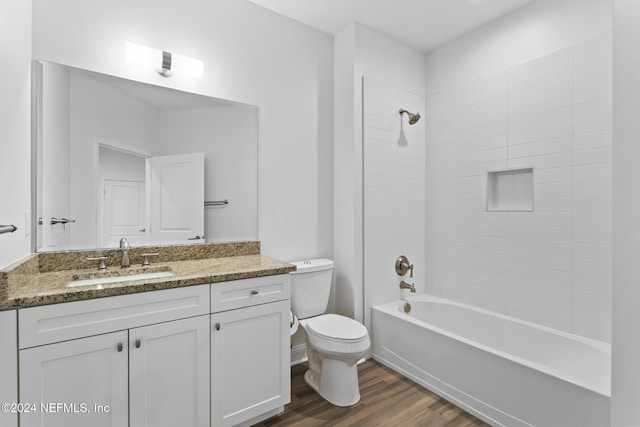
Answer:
[290,259,370,407]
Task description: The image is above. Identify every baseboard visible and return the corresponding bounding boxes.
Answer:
[291,343,307,366]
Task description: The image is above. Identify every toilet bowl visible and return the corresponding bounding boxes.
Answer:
[300,314,370,406]
[290,260,371,407]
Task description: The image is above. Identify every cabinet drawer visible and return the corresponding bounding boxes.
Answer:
[211,274,290,313]
[19,284,210,349]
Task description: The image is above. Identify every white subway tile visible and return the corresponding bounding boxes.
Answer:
[510,78,573,111]
[508,251,572,272]
[574,82,612,104]
[506,264,572,287]
[573,98,612,120]
[509,152,573,170]
[573,197,611,212]
[509,137,573,158]
[573,212,612,228]
[458,147,508,165]
[507,212,571,227]
[574,242,611,261]
[507,238,572,256]
[535,167,572,183]
[573,272,612,293]
[460,120,508,141]
[507,225,572,241]
[509,61,573,93]
[574,163,611,181]
[458,234,507,250]
[534,197,572,212]
[535,181,572,198]
[574,51,612,74]
[574,65,612,89]
[509,47,573,80]
[509,278,572,301]
[573,180,611,198]
[573,226,611,244]
[573,132,612,150]
[510,91,573,119]
[574,147,612,166]
[457,134,508,154]
[509,107,572,133]
[509,122,572,146]
[574,114,612,135]
[573,258,611,277]
[572,304,611,343]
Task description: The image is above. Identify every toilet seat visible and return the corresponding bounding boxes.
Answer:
[304,314,369,343]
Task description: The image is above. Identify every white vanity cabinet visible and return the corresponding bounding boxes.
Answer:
[210,275,291,427]
[0,310,18,427]
[17,284,210,427]
[129,316,210,427]
[19,331,130,427]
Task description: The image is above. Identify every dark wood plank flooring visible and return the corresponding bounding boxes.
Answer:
[254,360,490,427]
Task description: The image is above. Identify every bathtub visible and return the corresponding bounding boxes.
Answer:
[371,295,610,427]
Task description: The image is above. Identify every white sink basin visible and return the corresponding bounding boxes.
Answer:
[67,270,176,288]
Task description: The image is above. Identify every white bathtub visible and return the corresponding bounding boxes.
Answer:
[371,295,610,427]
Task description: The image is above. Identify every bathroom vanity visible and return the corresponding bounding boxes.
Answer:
[0,241,294,427]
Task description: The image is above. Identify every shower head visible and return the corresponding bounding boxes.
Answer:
[399,108,421,125]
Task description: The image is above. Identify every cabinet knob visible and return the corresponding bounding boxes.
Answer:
[117,343,123,352]
[250,290,259,295]
[135,339,141,348]
[214,323,220,331]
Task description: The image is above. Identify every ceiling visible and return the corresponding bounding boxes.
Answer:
[248,0,536,53]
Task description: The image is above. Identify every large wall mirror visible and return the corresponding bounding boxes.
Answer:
[34,60,258,252]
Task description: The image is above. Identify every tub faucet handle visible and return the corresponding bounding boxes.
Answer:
[395,255,414,277]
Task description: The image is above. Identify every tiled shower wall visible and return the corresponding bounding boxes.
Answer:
[425,33,612,342]
[363,77,426,328]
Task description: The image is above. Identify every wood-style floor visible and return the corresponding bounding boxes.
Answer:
[254,360,490,427]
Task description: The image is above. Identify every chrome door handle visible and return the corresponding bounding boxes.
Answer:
[188,235,204,240]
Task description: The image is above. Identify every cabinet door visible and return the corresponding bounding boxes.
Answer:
[211,299,290,427]
[129,316,210,427]
[19,331,129,427]
[0,310,17,427]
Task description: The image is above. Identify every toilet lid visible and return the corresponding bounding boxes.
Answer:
[305,314,368,341]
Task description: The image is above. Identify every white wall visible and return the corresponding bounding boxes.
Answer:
[0,0,32,269]
[424,0,612,342]
[611,1,640,424]
[334,23,426,322]
[32,0,334,261]
[425,0,612,96]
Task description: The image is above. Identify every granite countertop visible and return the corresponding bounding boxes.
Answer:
[0,242,296,310]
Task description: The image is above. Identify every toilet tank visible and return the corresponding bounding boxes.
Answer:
[289,259,334,319]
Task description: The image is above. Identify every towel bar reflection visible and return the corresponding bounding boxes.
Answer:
[204,199,229,207]
[0,225,17,235]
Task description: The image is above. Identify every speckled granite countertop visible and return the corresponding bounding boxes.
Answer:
[0,241,296,310]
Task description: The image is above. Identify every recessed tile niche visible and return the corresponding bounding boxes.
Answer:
[487,168,533,212]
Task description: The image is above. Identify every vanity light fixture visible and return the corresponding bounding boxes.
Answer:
[125,42,204,78]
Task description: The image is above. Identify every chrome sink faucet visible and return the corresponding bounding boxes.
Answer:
[119,237,130,268]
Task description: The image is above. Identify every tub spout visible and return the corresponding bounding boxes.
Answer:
[400,281,415,293]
